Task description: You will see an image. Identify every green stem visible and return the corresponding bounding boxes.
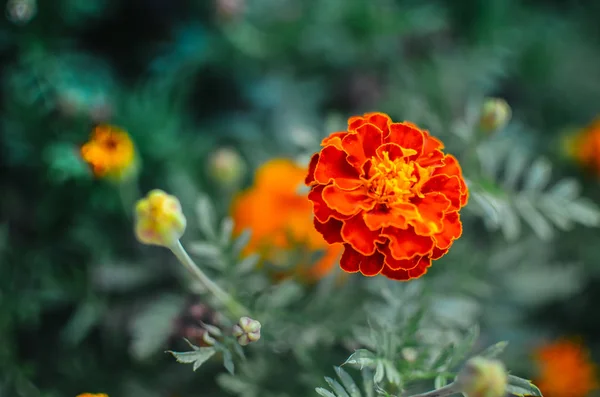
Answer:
[405,382,460,397]
[169,240,249,319]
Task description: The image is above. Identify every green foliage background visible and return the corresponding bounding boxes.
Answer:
[2,0,600,396]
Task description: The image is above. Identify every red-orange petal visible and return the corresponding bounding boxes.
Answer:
[341,123,383,168]
[433,211,462,250]
[412,192,451,235]
[322,184,374,216]
[313,145,361,189]
[386,123,425,159]
[321,131,347,149]
[433,154,468,206]
[341,214,383,255]
[339,244,361,273]
[418,133,445,167]
[381,256,431,280]
[305,153,319,185]
[314,217,344,244]
[309,185,345,222]
[363,112,392,135]
[422,174,462,210]
[359,251,385,276]
[363,205,413,230]
[382,226,435,260]
[375,142,416,162]
[378,243,421,270]
[430,247,448,260]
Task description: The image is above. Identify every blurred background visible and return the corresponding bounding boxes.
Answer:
[2,0,600,396]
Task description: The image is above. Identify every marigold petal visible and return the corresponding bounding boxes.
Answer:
[322,185,374,215]
[383,226,435,260]
[363,205,413,230]
[341,214,383,255]
[341,123,383,167]
[412,192,451,235]
[313,145,361,189]
[433,211,462,250]
[359,251,385,276]
[422,174,462,210]
[380,266,410,281]
[339,244,362,273]
[378,243,421,270]
[363,112,392,135]
[375,142,417,161]
[433,154,469,206]
[321,131,347,149]
[430,246,448,260]
[386,123,425,158]
[381,256,431,280]
[305,153,319,185]
[314,217,344,244]
[418,132,445,167]
[308,185,346,222]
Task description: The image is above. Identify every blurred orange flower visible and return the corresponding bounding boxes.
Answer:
[81,124,137,181]
[534,339,598,397]
[305,112,468,281]
[231,159,343,282]
[76,394,108,397]
[565,118,600,175]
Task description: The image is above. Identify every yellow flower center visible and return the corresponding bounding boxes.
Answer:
[364,151,427,205]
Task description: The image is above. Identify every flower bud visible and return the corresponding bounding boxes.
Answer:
[232,316,261,346]
[207,147,245,189]
[6,0,37,25]
[455,356,507,397]
[135,190,187,248]
[479,98,511,133]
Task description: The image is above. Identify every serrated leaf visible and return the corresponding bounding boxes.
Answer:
[514,196,554,240]
[506,375,543,396]
[316,388,337,397]
[374,361,385,384]
[223,349,235,375]
[325,377,350,397]
[130,295,185,361]
[236,253,261,274]
[334,366,361,397]
[220,217,234,246]
[537,197,574,230]
[499,201,521,241]
[548,179,580,200]
[344,350,377,369]
[564,199,600,227]
[383,360,402,386]
[503,150,529,190]
[166,346,216,371]
[196,195,217,239]
[188,242,222,259]
[447,324,479,368]
[478,341,508,359]
[231,229,252,257]
[523,158,552,192]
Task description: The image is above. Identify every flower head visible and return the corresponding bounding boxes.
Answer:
[232,316,261,346]
[305,112,468,281]
[135,190,187,247]
[231,159,343,282]
[564,118,600,176]
[208,147,246,189]
[479,98,511,133]
[534,339,598,397]
[456,356,507,397]
[81,124,137,182]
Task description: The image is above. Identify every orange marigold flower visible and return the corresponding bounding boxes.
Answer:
[565,118,600,175]
[80,124,137,181]
[76,394,108,397]
[305,112,468,281]
[231,159,343,282]
[534,339,598,397]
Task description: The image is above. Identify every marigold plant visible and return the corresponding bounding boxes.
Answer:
[534,339,598,397]
[80,124,137,181]
[305,112,468,281]
[231,158,343,282]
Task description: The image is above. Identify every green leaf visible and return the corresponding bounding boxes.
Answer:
[505,375,543,396]
[220,217,234,246]
[222,349,235,375]
[478,341,508,359]
[523,157,552,192]
[325,377,350,397]
[231,229,252,257]
[166,346,217,371]
[447,324,480,368]
[343,349,377,369]
[373,361,385,384]
[362,368,375,397]
[316,388,337,397]
[196,195,217,239]
[334,366,361,397]
[434,374,448,389]
[383,360,402,386]
[236,253,261,274]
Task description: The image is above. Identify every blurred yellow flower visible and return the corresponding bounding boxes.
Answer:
[456,356,507,397]
[534,339,598,397]
[479,97,511,133]
[135,189,187,247]
[564,118,600,175]
[81,124,137,182]
[231,158,343,283]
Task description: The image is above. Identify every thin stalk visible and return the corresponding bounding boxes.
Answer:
[169,240,249,319]
[405,382,460,397]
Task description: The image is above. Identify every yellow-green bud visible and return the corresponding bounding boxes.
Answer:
[207,147,245,189]
[479,98,511,133]
[232,316,261,346]
[455,356,507,397]
[134,190,187,248]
